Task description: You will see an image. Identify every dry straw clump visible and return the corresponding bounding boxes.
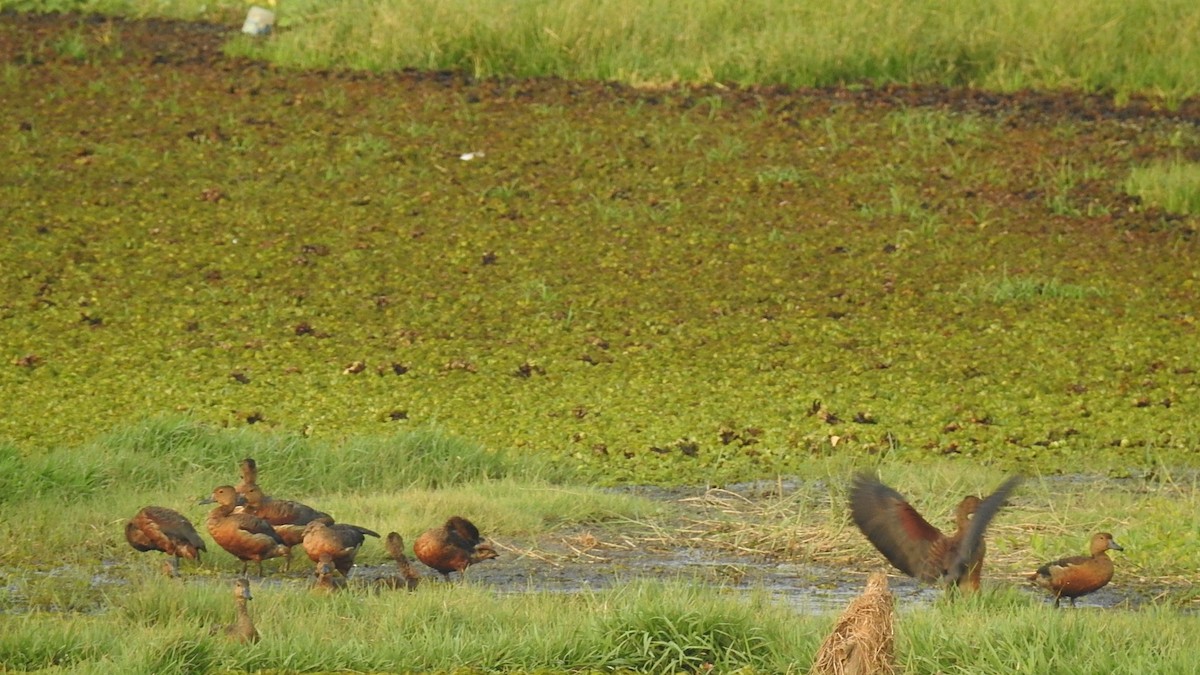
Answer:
[809,571,896,675]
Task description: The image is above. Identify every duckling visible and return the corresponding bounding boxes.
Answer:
[218,577,260,643]
[378,532,421,591]
[1029,532,1124,608]
[849,474,1020,591]
[413,516,499,581]
[311,554,347,593]
[301,520,381,577]
[201,485,289,576]
[239,484,333,570]
[235,457,258,498]
[810,572,896,675]
[125,506,207,574]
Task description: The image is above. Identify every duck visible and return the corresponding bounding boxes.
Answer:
[301,520,381,576]
[1029,532,1123,608]
[413,516,499,580]
[201,485,289,576]
[238,484,333,569]
[848,474,1020,591]
[235,457,258,497]
[809,571,896,675]
[124,506,207,574]
[218,577,260,643]
[378,532,421,591]
[311,554,347,593]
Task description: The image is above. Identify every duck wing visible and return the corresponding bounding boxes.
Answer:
[849,474,944,581]
[943,475,1021,584]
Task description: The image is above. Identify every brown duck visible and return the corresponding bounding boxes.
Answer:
[218,577,260,643]
[125,506,207,574]
[239,484,333,569]
[311,554,347,593]
[1029,532,1123,608]
[235,457,258,497]
[378,532,421,591]
[201,485,289,575]
[849,474,1020,591]
[413,516,499,580]
[301,520,381,576]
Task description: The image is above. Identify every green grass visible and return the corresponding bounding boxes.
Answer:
[0,420,664,573]
[0,416,565,505]
[0,421,1196,671]
[960,271,1107,303]
[2,0,1200,101]
[899,590,1199,674]
[0,578,1196,673]
[1126,160,1200,215]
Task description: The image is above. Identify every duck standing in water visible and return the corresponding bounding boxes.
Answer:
[301,520,381,577]
[849,474,1020,591]
[239,484,333,570]
[1029,532,1124,607]
[201,485,289,576]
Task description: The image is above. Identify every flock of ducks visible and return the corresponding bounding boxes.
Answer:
[123,457,500,640]
[124,463,1123,647]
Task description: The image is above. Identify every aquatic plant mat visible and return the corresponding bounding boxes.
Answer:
[1,12,1198,487]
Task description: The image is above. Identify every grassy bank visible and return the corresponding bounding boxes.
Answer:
[3,0,1200,101]
[1,419,1197,594]
[1,578,1197,673]
[0,418,1196,671]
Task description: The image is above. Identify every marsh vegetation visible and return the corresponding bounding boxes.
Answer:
[1,7,1198,674]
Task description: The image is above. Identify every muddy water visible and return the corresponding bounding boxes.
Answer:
[434,535,1141,613]
[1,504,1161,617]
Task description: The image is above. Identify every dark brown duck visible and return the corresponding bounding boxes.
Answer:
[125,506,207,574]
[849,474,1020,591]
[413,516,498,580]
[378,531,421,591]
[239,484,333,569]
[235,457,258,497]
[311,553,347,593]
[301,520,380,576]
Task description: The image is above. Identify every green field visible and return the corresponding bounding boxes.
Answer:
[1,5,1199,673]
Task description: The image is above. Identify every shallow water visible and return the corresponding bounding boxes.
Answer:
[2,477,1184,614]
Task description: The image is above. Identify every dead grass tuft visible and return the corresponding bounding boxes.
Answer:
[810,571,896,675]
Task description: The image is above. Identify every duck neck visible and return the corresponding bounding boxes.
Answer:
[235,599,257,637]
